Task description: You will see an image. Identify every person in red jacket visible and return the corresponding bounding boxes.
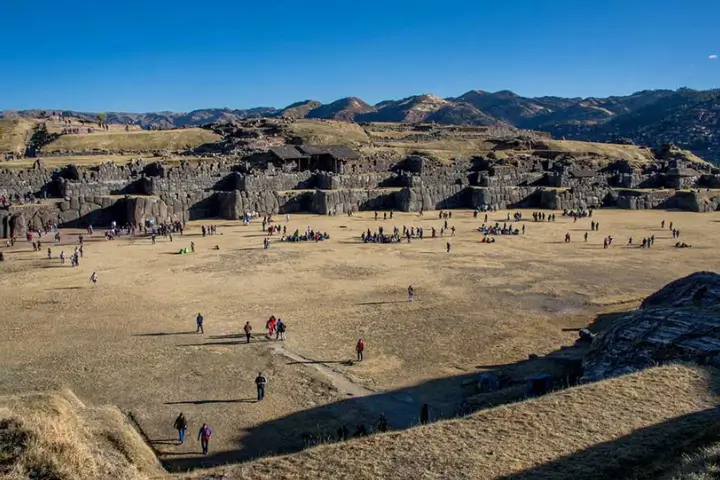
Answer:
[266,316,277,339]
[356,338,365,362]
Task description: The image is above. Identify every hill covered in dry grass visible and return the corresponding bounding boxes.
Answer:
[41,128,220,154]
[3,365,719,480]
[188,365,720,480]
[0,390,162,480]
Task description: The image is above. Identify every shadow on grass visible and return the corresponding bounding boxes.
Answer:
[498,406,720,480]
[133,331,198,337]
[286,359,352,366]
[150,438,179,445]
[176,341,250,347]
[357,300,408,306]
[161,332,595,472]
[165,399,256,405]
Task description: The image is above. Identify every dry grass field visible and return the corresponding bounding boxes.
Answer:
[287,119,371,145]
[193,364,720,480]
[0,209,719,474]
[40,128,220,153]
[0,118,34,155]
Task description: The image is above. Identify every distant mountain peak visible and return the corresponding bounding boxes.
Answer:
[3,87,718,163]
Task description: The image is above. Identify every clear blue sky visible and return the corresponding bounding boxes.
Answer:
[2,0,718,112]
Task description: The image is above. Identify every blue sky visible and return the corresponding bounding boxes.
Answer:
[1,0,718,112]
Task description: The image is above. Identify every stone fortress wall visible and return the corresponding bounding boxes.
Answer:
[2,151,720,238]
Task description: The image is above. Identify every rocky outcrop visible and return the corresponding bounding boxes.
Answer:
[582,272,720,382]
[469,186,538,210]
[122,197,170,225]
[217,190,305,218]
[614,190,720,212]
[312,189,396,215]
[394,185,467,212]
[539,187,607,210]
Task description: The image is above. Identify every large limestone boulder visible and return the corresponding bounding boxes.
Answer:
[123,197,170,225]
[582,272,720,382]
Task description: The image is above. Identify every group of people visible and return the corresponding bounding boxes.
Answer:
[374,210,394,221]
[477,223,522,236]
[627,236,655,248]
[562,208,593,219]
[0,191,36,207]
[195,314,288,342]
[201,224,218,237]
[265,316,287,340]
[506,212,523,222]
[280,228,330,243]
[172,414,213,455]
[532,212,556,222]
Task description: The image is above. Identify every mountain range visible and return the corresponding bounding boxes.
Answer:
[3,87,719,161]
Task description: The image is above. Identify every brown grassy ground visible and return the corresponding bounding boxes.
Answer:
[189,364,720,480]
[40,128,220,153]
[0,155,216,169]
[536,139,657,164]
[0,209,719,472]
[0,118,34,155]
[286,119,370,145]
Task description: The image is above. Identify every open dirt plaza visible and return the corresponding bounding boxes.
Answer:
[0,208,718,470]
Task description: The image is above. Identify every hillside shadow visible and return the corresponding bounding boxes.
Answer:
[161,326,598,472]
[498,400,720,480]
[165,399,256,405]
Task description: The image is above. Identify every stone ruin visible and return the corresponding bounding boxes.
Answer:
[582,271,720,382]
[1,142,720,238]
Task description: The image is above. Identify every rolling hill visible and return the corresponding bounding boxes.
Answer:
[3,87,719,162]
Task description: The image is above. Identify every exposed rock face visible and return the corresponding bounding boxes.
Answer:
[217,190,294,218]
[395,185,467,212]
[122,197,170,225]
[312,189,396,215]
[1,134,719,239]
[582,272,720,382]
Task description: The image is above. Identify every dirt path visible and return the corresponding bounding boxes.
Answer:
[271,343,422,428]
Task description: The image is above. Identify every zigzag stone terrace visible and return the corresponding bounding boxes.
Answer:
[1,143,720,239]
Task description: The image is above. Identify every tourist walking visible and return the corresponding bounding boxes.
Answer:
[244,321,252,343]
[174,413,188,444]
[197,423,212,455]
[90,272,98,285]
[356,338,365,362]
[255,372,268,401]
[408,285,414,302]
[276,319,286,340]
[196,313,204,334]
